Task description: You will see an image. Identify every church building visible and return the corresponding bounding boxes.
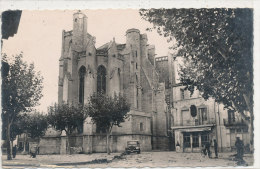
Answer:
[39,11,250,154]
[39,11,169,154]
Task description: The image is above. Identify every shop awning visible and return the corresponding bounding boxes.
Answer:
[171,124,214,132]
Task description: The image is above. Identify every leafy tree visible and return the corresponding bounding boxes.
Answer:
[47,103,86,154]
[86,92,130,154]
[140,9,253,147]
[1,53,43,160]
[2,112,48,153]
[2,114,24,142]
[23,112,48,139]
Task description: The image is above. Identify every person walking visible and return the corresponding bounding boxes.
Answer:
[213,139,218,158]
[235,137,241,159]
[235,137,245,165]
[30,146,37,158]
[12,145,17,158]
[235,137,245,163]
[205,141,211,158]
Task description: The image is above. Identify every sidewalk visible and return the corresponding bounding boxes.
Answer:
[2,152,254,168]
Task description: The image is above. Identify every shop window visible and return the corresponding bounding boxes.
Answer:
[230,129,235,133]
[192,133,199,148]
[243,128,248,133]
[201,133,209,146]
[237,128,242,133]
[183,133,191,148]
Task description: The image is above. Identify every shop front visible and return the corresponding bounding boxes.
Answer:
[172,125,215,152]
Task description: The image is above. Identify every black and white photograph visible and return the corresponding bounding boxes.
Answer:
[1,2,259,168]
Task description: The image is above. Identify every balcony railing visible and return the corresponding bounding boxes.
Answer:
[223,119,248,127]
[173,118,216,127]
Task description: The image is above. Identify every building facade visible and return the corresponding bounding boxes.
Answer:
[155,55,251,153]
[40,11,169,154]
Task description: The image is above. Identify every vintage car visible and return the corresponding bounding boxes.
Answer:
[125,140,141,154]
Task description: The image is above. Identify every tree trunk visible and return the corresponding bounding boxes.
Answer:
[106,132,110,155]
[67,135,71,154]
[11,141,13,157]
[249,110,254,152]
[243,93,254,152]
[6,120,12,160]
[22,131,28,154]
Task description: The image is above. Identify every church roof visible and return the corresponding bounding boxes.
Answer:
[96,41,126,55]
[97,42,111,51]
[116,44,126,51]
[96,42,110,55]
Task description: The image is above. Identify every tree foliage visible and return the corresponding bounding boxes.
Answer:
[87,92,130,154]
[140,8,253,117]
[2,114,24,141]
[1,53,43,160]
[87,92,130,133]
[22,112,48,139]
[48,103,87,154]
[2,53,44,115]
[140,8,254,146]
[48,103,86,135]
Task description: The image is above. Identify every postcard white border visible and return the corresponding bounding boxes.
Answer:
[0,0,259,169]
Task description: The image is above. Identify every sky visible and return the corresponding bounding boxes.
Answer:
[2,10,172,113]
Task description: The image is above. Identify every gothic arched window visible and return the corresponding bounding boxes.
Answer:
[79,66,86,104]
[97,65,106,93]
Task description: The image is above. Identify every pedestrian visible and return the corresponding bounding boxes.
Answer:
[205,141,211,158]
[201,144,207,156]
[12,145,17,158]
[235,137,244,162]
[213,139,218,158]
[30,146,37,158]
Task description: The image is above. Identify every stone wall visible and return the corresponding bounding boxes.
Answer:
[38,137,61,154]
[82,134,152,153]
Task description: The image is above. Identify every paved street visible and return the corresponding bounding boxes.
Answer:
[1,151,254,168]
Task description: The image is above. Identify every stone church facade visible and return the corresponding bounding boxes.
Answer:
[39,11,169,154]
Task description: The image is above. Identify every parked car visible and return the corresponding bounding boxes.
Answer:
[125,140,140,154]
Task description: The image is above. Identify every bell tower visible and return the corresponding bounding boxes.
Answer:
[72,11,88,52]
[126,28,142,110]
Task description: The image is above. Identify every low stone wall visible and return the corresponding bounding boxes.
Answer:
[112,134,152,152]
[38,137,61,154]
[69,136,83,147]
[39,134,152,154]
[83,134,152,153]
